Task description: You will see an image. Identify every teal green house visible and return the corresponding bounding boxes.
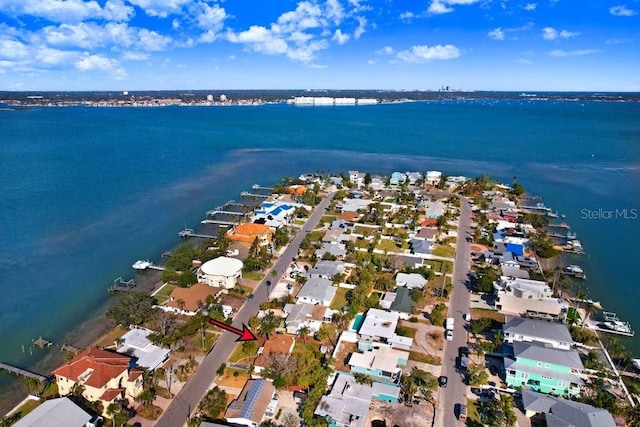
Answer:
[504,341,583,397]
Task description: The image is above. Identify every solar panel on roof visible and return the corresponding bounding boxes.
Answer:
[239,380,264,419]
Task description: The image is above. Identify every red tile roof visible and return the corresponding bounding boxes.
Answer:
[254,335,296,368]
[164,282,216,313]
[100,388,124,402]
[52,348,132,389]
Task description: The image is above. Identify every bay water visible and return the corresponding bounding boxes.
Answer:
[1,99,638,411]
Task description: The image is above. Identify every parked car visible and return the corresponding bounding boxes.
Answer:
[489,365,499,376]
[247,294,254,301]
[463,312,471,322]
[445,330,453,341]
[438,376,448,387]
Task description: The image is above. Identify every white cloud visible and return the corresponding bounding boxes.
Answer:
[542,27,579,40]
[397,44,461,63]
[399,11,416,21]
[354,16,366,39]
[0,38,29,60]
[35,46,78,65]
[194,2,228,35]
[326,0,345,24]
[488,28,505,40]
[125,0,190,18]
[609,5,637,16]
[517,58,532,64]
[75,53,126,78]
[137,29,171,51]
[427,0,482,15]
[523,3,537,11]
[548,49,599,57]
[0,0,134,23]
[376,46,394,55]
[122,51,150,61]
[367,59,378,65]
[605,37,631,44]
[332,29,350,45]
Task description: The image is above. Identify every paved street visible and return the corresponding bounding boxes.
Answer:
[155,191,335,427]
[436,196,473,426]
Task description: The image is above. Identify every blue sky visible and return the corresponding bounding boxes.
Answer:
[0,0,638,91]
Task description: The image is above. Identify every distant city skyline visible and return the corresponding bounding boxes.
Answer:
[0,0,638,92]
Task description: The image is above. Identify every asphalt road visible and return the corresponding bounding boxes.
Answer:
[436,196,473,426]
[155,191,335,427]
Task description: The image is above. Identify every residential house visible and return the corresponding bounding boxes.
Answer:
[503,317,573,350]
[253,335,296,374]
[504,341,584,397]
[13,397,91,427]
[315,373,373,427]
[339,198,372,213]
[415,227,438,241]
[336,211,360,222]
[283,303,332,335]
[53,348,143,417]
[253,202,295,228]
[197,256,243,289]
[501,264,530,279]
[357,308,412,351]
[349,346,409,384]
[296,277,338,306]
[494,277,568,321]
[307,260,345,280]
[224,379,276,427]
[424,171,442,186]
[116,326,171,371]
[405,171,423,185]
[520,389,615,427]
[388,287,416,320]
[227,223,273,246]
[424,201,446,218]
[395,272,427,290]
[409,239,434,257]
[348,170,366,188]
[315,242,346,260]
[161,283,217,316]
[389,172,407,185]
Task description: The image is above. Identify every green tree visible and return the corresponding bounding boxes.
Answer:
[177,269,197,288]
[468,365,489,386]
[198,386,227,419]
[364,172,372,186]
[259,311,283,339]
[106,292,157,326]
[298,325,311,344]
[136,389,154,409]
[106,402,130,427]
[469,317,493,336]
[429,303,447,327]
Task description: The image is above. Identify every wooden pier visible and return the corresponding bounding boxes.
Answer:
[241,191,270,198]
[252,184,274,191]
[0,362,50,383]
[179,228,223,239]
[547,223,571,229]
[206,209,247,217]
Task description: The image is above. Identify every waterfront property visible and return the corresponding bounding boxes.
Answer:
[115,326,171,371]
[227,222,273,246]
[160,283,217,316]
[13,397,91,427]
[521,389,615,427]
[224,379,276,427]
[503,317,573,350]
[504,341,584,397]
[494,277,568,321]
[52,348,143,417]
[197,256,243,289]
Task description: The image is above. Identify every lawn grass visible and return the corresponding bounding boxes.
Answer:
[308,230,325,241]
[470,309,505,323]
[408,351,442,365]
[243,271,264,281]
[395,325,418,339]
[376,239,403,253]
[424,260,443,272]
[11,399,40,422]
[354,225,379,236]
[153,283,176,303]
[228,341,259,363]
[228,284,254,297]
[432,245,455,258]
[330,287,349,310]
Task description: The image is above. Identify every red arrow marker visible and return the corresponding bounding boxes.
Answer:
[209,320,258,342]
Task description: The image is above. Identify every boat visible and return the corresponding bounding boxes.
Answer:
[132,260,151,270]
[565,265,584,274]
[601,321,634,335]
[547,211,559,218]
[566,231,577,239]
[633,359,640,370]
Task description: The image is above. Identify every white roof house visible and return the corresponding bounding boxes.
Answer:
[296,277,338,306]
[197,256,243,289]
[315,373,373,427]
[13,398,91,427]
[358,309,399,341]
[116,327,171,371]
[395,273,427,290]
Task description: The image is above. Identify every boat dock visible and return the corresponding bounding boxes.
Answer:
[252,184,274,191]
[108,277,138,293]
[0,362,50,383]
[547,223,571,229]
[179,228,224,239]
[200,219,235,227]
[206,209,247,217]
[240,191,270,198]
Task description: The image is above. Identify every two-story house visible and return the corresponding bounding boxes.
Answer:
[348,346,409,385]
[53,348,143,417]
[504,341,584,397]
[503,317,573,350]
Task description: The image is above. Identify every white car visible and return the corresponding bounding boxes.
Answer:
[445,330,453,341]
[463,313,471,322]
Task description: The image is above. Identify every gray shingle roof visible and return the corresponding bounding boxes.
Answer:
[504,317,573,344]
[297,277,337,304]
[513,341,583,370]
[521,390,616,427]
[13,398,91,427]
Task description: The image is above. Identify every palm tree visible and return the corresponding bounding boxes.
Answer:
[581,302,599,330]
[298,325,310,344]
[259,311,282,339]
